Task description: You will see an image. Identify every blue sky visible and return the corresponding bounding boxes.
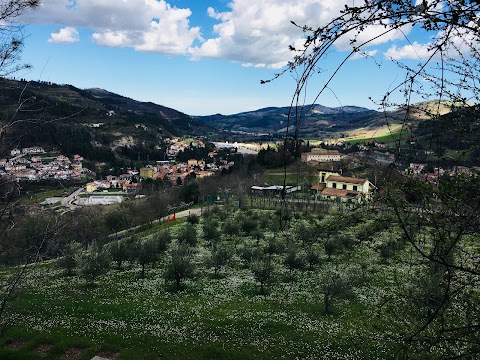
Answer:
[16,0,435,115]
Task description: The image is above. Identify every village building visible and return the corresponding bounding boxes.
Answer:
[86,182,98,193]
[123,182,140,194]
[316,173,375,203]
[139,167,154,179]
[119,174,132,181]
[407,163,427,175]
[22,146,45,154]
[301,149,343,163]
[195,170,214,178]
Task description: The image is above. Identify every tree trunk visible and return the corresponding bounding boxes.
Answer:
[324,292,332,315]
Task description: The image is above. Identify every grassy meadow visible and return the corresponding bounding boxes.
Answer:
[345,128,411,147]
[0,206,467,359]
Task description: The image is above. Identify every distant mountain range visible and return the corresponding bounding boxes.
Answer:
[0,77,451,165]
[196,104,390,138]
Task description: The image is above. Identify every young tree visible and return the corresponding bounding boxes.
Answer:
[323,238,341,261]
[250,257,274,295]
[295,222,318,247]
[283,245,305,281]
[203,217,221,248]
[319,266,356,315]
[209,245,232,277]
[305,247,321,270]
[135,237,161,279]
[57,242,82,276]
[108,240,129,270]
[186,213,199,225]
[222,217,240,236]
[152,229,171,253]
[76,242,110,285]
[178,223,197,247]
[164,243,196,290]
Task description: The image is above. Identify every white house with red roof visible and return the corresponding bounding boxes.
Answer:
[314,171,375,203]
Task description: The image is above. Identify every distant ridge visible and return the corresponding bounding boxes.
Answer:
[0,78,210,162]
[196,104,382,138]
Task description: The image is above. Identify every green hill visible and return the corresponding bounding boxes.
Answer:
[0,78,210,164]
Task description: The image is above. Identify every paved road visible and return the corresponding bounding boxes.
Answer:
[61,187,84,211]
[108,207,203,239]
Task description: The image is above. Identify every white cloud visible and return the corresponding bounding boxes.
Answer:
[48,27,79,44]
[22,0,201,55]
[22,0,421,66]
[350,49,378,60]
[384,41,435,60]
[335,21,410,51]
[190,0,411,68]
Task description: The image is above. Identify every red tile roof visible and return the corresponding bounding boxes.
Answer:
[311,183,326,191]
[321,188,360,198]
[326,175,368,185]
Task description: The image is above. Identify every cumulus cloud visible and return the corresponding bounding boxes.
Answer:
[190,0,410,68]
[335,21,410,51]
[48,27,79,44]
[350,49,378,60]
[22,0,201,55]
[384,41,434,60]
[21,0,419,66]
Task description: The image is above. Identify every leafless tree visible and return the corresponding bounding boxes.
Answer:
[0,0,42,337]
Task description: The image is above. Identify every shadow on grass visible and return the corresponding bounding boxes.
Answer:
[79,282,100,290]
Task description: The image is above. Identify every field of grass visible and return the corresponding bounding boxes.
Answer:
[345,128,410,147]
[20,189,69,205]
[264,166,318,187]
[0,207,472,359]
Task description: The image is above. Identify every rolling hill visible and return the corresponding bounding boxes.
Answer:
[0,78,211,165]
[196,104,390,139]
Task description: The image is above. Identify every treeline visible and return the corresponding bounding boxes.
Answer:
[175,142,216,162]
[256,140,311,168]
[119,144,168,162]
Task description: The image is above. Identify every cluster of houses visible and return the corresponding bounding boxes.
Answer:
[166,138,205,158]
[84,141,235,195]
[138,158,233,183]
[0,147,84,181]
[406,163,479,183]
[85,172,141,194]
[85,159,234,195]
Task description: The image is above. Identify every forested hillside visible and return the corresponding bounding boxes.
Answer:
[0,78,210,163]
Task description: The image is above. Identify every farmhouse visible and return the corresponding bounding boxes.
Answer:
[301,149,343,163]
[312,171,375,203]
